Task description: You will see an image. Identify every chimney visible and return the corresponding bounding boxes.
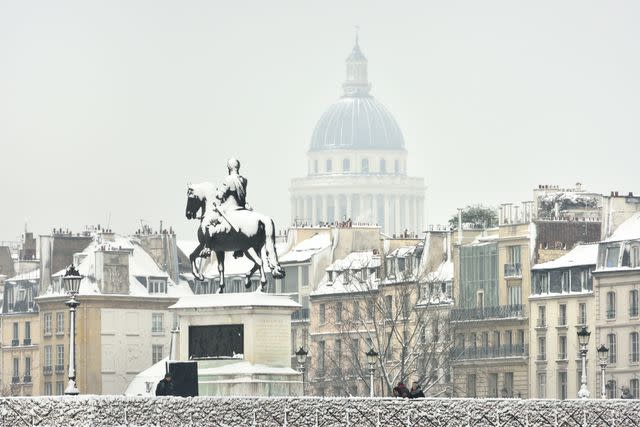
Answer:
[95,248,130,294]
[457,208,463,245]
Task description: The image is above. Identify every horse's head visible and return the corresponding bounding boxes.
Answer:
[185,184,204,220]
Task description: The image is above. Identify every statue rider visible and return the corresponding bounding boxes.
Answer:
[208,158,250,257]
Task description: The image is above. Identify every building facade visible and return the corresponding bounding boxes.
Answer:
[289,39,425,236]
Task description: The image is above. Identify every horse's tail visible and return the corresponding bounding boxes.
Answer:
[263,218,285,279]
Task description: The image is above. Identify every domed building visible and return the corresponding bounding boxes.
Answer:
[289,38,425,235]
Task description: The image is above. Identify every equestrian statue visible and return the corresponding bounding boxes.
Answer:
[185,158,285,293]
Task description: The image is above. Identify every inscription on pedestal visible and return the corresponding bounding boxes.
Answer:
[254,318,289,364]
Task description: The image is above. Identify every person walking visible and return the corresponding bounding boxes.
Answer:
[621,387,633,399]
[155,373,175,396]
[409,382,425,399]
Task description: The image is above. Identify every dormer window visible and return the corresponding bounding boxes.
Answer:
[605,245,621,268]
[328,271,334,282]
[148,279,167,294]
[632,246,640,268]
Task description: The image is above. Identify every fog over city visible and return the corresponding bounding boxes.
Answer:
[1,1,640,240]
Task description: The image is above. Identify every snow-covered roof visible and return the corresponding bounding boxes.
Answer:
[280,233,331,263]
[532,243,598,270]
[170,292,300,309]
[124,357,168,396]
[312,251,381,296]
[425,260,454,282]
[177,240,199,258]
[605,212,640,242]
[388,246,415,258]
[198,361,298,377]
[327,250,381,271]
[43,234,192,298]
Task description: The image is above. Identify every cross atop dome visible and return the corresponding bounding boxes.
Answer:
[343,29,371,96]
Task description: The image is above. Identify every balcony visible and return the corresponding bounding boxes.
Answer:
[606,309,616,319]
[556,316,568,328]
[43,366,52,376]
[576,316,587,326]
[55,365,65,374]
[451,344,528,361]
[535,318,547,329]
[630,307,639,318]
[23,375,31,384]
[11,339,19,347]
[557,352,568,361]
[451,305,525,322]
[11,376,19,384]
[23,338,32,346]
[536,354,547,361]
[504,263,522,278]
[291,308,310,321]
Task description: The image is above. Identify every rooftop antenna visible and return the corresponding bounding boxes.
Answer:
[355,25,360,45]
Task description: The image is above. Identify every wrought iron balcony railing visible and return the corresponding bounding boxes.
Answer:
[43,366,52,375]
[451,305,525,322]
[451,344,528,361]
[536,318,546,328]
[11,376,19,384]
[23,375,31,384]
[606,309,616,319]
[557,316,568,327]
[630,307,639,318]
[504,263,522,277]
[291,308,310,321]
[55,365,65,374]
[23,339,31,346]
[11,339,19,347]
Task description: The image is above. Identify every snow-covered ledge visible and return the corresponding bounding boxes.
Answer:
[170,292,302,396]
[0,396,638,426]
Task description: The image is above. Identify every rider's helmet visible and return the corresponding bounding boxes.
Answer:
[227,158,240,173]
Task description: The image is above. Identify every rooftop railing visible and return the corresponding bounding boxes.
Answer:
[451,304,525,322]
[452,344,528,361]
[504,263,522,278]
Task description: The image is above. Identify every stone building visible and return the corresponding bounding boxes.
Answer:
[593,212,640,399]
[35,231,191,395]
[529,243,598,399]
[289,38,425,236]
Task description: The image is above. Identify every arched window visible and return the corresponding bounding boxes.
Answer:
[361,158,369,172]
[607,333,617,364]
[326,159,332,173]
[379,159,386,173]
[342,158,350,172]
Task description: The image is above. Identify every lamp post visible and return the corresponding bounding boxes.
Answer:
[577,326,591,399]
[295,347,308,395]
[63,264,82,395]
[597,344,609,399]
[365,348,378,398]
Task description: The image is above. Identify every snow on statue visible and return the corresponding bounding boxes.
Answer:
[185,158,285,293]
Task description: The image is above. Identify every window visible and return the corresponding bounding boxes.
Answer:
[379,159,386,173]
[366,299,374,321]
[335,302,343,323]
[538,306,546,327]
[12,322,18,345]
[508,285,522,306]
[44,345,52,367]
[25,321,31,344]
[559,304,567,326]
[318,341,325,372]
[401,294,410,319]
[578,303,587,325]
[630,290,639,318]
[152,313,164,334]
[517,329,525,348]
[148,279,167,294]
[152,344,164,364]
[631,379,640,400]
[56,312,64,334]
[342,158,350,172]
[352,301,360,321]
[493,331,501,348]
[44,382,52,396]
[385,295,393,319]
[606,245,620,267]
[558,336,567,360]
[12,358,19,379]
[537,373,546,398]
[313,159,318,174]
[504,372,514,398]
[558,372,568,399]
[607,379,617,399]
[44,313,52,335]
[394,159,400,174]
[535,273,549,294]
[326,159,332,173]
[607,291,616,319]
[301,265,309,288]
[56,381,64,396]
[538,336,546,360]
[608,333,617,364]
[282,266,299,293]
[361,158,369,172]
[319,304,326,324]
[25,357,31,380]
[630,332,639,364]
[487,373,498,397]
[56,345,64,371]
[466,374,476,397]
[334,339,342,366]
[632,246,640,267]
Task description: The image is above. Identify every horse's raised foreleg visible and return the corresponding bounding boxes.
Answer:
[189,243,205,281]
[243,248,266,291]
[215,251,225,293]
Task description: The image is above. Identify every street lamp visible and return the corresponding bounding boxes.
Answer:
[577,326,591,399]
[295,347,308,395]
[365,348,378,397]
[597,344,609,399]
[63,264,83,395]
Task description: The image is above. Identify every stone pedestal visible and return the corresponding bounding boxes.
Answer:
[170,292,302,396]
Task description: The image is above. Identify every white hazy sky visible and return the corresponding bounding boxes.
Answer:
[1,1,639,242]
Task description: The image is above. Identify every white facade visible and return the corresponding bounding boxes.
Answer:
[290,39,425,236]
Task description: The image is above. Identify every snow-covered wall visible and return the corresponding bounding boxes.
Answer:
[1,396,638,426]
